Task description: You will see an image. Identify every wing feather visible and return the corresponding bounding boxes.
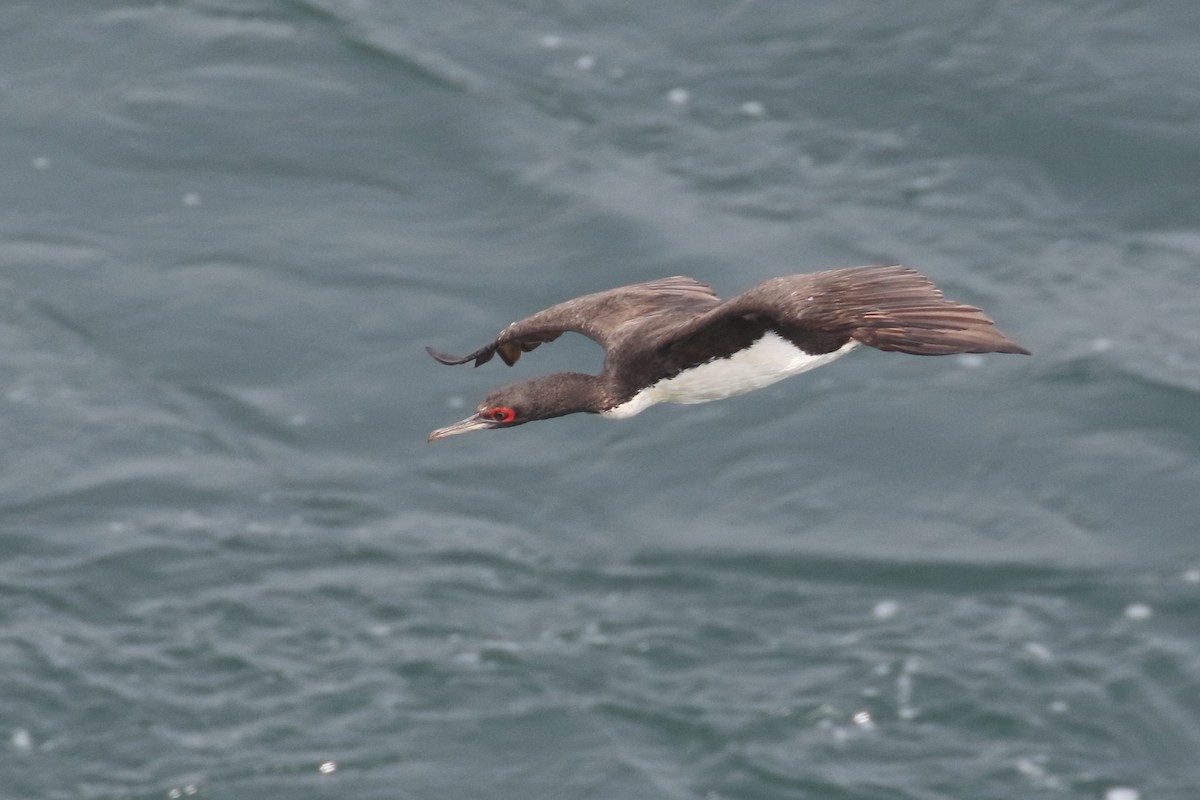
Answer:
[426,276,721,368]
[659,265,1029,359]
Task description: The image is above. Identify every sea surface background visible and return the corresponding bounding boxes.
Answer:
[3,2,1199,799]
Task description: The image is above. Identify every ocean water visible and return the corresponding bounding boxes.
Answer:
[3,1,1199,798]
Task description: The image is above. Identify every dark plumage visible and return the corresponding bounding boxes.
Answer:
[427,265,1028,441]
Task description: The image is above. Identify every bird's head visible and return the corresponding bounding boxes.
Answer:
[427,373,607,442]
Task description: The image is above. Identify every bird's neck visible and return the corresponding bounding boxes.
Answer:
[528,372,614,418]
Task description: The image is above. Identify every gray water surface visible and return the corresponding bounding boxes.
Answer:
[3,2,1199,798]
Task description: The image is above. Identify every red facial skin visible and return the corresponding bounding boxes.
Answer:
[488,407,516,424]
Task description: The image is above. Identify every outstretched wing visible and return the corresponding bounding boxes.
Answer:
[426,276,722,368]
[657,265,1029,362]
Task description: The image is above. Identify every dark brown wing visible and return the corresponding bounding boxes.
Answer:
[657,265,1030,360]
[426,276,722,368]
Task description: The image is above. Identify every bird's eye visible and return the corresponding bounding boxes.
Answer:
[489,407,516,423]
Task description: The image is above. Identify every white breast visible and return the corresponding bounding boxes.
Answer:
[601,332,859,419]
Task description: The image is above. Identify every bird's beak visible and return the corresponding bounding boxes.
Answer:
[427,413,491,443]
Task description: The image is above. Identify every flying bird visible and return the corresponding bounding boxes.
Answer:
[427,264,1028,442]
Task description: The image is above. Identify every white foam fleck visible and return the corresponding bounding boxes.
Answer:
[1104,788,1139,800]
[897,658,918,719]
[11,728,33,752]
[1015,755,1063,789]
[666,87,690,106]
[1123,603,1152,620]
[454,649,481,665]
[958,353,985,369]
[1016,756,1045,778]
[872,599,900,619]
[1023,641,1053,661]
[739,100,765,117]
[319,761,337,775]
